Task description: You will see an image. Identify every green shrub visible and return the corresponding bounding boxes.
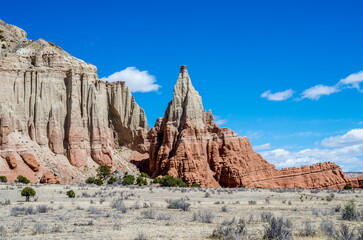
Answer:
[94,178,103,186]
[0,176,7,183]
[137,176,148,186]
[107,176,117,184]
[342,200,358,220]
[191,183,201,188]
[86,177,103,185]
[156,175,187,187]
[152,177,162,184]
[140,172,150,178]
[343,185,352,190]
[17,175,30,184]
[85,177,96,184]
[96,165,111,179]
[122,174,135,185]
[21,187,36,201]
[66,190,76,198]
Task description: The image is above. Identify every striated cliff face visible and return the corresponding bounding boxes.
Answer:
[1,20,360,189]
[148,66,355,189]
[0,20,147,182]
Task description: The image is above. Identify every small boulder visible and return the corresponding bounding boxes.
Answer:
[19,153,40,172]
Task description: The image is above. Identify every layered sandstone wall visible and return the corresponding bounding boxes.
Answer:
[148,66,357,189]
[1,20,360,188]
[0,20,146,182]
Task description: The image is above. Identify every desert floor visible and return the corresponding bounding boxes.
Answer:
[0,183,362,240]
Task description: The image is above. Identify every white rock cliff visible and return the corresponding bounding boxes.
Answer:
[0,20,147,183]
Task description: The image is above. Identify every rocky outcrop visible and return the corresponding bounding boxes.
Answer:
[1,20,360,188]
[348,175,363,188]
[0,20,147,183]
[40,171,61,184]
[149,66,356,189]
[19,153,40,172]
[2,153,17,169]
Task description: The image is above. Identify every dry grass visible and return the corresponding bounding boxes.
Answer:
[0,183,362,239]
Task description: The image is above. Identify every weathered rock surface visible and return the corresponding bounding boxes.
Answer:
[19,153,40,172]
[0,20,147,182]
[2,153,17,169]
[149,66,357,189]
[1,20,360,189]
[348,175,363,188]
[40,170,61,184]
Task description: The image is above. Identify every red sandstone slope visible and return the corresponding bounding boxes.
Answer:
[149,66,360,189]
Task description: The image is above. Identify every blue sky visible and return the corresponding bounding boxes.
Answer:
[2,0,363,171]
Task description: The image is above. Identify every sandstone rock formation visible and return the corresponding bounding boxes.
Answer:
[40,170,61,184]
[148,66,357,189]
[348,175,363,188]
[1,20,360,189]
[0,20,146,183]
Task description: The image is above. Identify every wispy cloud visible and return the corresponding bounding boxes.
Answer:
[102,67,160,93]
[272,131,323,140]
[338,71,363,91]
[321,128,363,147]
[245,130,262,139]
[215,119,227,125]
[261,89,294,101]
[300,84,340,100]
[214,116,227,126]
[258,129,363,172]
[261,70,363,101]
[260,145,363,172]
[254,143,272,150]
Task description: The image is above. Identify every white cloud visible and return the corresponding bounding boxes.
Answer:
[101,67,160,93]
[254,143,272,150]
[339,71,363,90]
[321,129,363,147]
[258,129,363,172]
[260,145,363,172]
[300,84,340,100]
[262,70,363,101]
[214,115,227,126]
[215,119,227,125]
[261,89,294,101]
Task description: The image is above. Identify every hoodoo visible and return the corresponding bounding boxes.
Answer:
[148,66,358,189]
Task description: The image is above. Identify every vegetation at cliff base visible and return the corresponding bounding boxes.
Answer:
[107,176,117,184]
[122,174,135,185]
[137,176,148,186]
[17,175,30,184]
[140,172,150,178]
[0,176,7,182]
[153,175,187,187]
[97,165,111,179]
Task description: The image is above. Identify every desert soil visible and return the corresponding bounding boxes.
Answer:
[0,183,362,239]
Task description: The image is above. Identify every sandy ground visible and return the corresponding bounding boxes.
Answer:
[0,183,362,240]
